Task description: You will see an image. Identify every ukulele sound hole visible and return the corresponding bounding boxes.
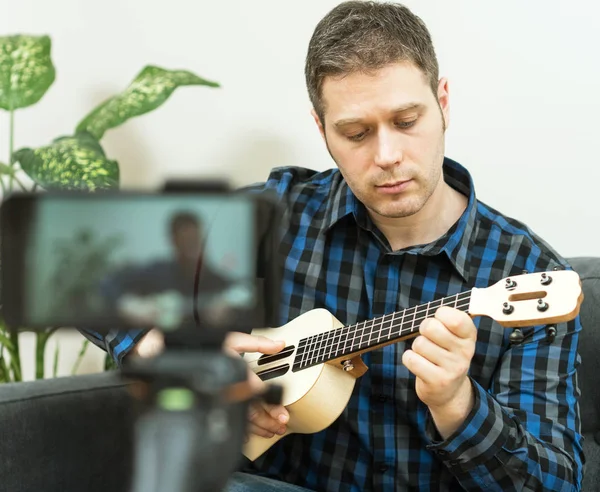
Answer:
[256,364,290,382]
[257,345,295,366]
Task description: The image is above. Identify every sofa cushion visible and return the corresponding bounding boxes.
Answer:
[568,257,600,491]
[568,257,600,434]
[0,371,134,492]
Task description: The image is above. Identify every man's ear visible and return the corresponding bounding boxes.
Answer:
[311,108,326,141]
[437,77,450,131]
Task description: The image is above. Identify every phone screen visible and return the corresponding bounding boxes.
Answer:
[1,191,279,333]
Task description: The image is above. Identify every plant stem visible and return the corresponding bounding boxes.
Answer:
[35,332,47,380]
[8,109,14,190]
[9,328,21,382]
[35,328,59,380]
[71,339,90,376]
[0,352,8,383]
[12,174,28,192]
[53,343,60,378]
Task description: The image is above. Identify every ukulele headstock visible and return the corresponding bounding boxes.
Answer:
[469,270,584,327]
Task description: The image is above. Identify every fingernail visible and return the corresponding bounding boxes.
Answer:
[277,426,286,435]
[278,414,288,423]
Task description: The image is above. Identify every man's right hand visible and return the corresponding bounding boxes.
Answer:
[224,332,290,441]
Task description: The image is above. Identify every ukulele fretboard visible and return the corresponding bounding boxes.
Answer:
[292,291,472,372]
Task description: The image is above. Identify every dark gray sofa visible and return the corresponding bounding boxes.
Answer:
[0,257,598,492]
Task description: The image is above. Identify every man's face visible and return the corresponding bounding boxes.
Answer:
[172,224,202,264]
[315,62,450,221]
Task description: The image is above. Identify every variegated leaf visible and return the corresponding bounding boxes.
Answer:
[76,65,219,139]
[13,132,119,191]
[0,35,56,110]
[0,162,14,175]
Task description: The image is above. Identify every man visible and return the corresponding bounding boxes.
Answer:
[83,211,232,348]
[89,2,584,490]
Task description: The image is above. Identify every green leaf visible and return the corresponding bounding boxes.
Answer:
[0,35,56,110]
[0,330,15,352]
[53,343,60,378]
[76,65,220,139]
[71,338,90,376]
[0,162,14,175]
[13,131,119,191]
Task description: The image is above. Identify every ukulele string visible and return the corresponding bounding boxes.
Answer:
[243,298,471,367]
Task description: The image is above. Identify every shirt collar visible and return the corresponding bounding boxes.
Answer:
[323,157,477,282]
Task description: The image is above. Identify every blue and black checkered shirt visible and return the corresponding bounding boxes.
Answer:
[86,157,584,491]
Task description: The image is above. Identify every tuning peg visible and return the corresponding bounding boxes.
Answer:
[553,265,565,271]
[509,329,524,344]
[545,325,557,343]
[503,302,514,315]
[537,299,549,312]
[505,278,517,290]
[540,273,552,285]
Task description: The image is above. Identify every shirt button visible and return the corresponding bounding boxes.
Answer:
[379,464,389,472]
[378,394,388,402]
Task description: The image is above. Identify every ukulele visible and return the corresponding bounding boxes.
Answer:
[242,270,583,461]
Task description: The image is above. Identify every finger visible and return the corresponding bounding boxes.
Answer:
[225,332,286,355]
[247,422,286,439]
[248,402,287,435]
[266,402,289,424]
[434,306,477,340]
[402,348,441,384]
[411,334,450,368]
[419,317,458,351]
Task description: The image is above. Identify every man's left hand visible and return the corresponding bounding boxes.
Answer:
[401,306,477,439]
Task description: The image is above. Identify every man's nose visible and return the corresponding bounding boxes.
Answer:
[373,128,403,169]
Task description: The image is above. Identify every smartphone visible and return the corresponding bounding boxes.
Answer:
[0,189,282,335]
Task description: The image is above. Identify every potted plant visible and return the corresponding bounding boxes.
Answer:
[0,34,219,382]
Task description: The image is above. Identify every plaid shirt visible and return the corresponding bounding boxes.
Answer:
[84,157,584,491]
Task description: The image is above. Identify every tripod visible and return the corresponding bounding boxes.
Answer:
[121,327,281,492]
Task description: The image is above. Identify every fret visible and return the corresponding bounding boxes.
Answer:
[357,320,368,351]
[331,326,345,358]
[320,329,335,364]
[316,331,326,364]
[293,338,306,371]
[351,321,362,353]
[310,332,323,365]
[360,319,372,350]
[299,336,309,369]
[378,312,394,344]
[397,307,406,339]
[366,317,376,349]
[305,332,317,368]
[406,305,418,337]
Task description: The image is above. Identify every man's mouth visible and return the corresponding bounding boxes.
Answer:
[375,179,412,194]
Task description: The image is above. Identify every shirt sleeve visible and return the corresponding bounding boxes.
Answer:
[76,267,151,365]
[424,317,584,491]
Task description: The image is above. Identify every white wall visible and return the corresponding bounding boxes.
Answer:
[2,0,599,377]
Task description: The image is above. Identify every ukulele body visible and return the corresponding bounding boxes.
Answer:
[242,308,367,461]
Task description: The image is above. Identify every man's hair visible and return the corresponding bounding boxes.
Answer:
[305,1,439,122]
[169,211,200,236]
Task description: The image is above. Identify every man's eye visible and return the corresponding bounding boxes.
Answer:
[396,119,417,129]
[347,131,367,142]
